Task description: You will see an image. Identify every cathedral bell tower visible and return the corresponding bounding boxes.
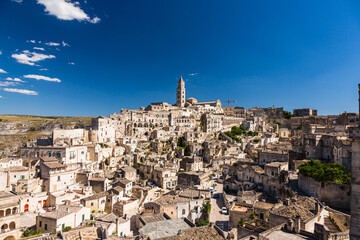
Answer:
[176,76,186,107]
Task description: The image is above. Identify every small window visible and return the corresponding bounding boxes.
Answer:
[45,224,48,230]
[39,221,42,227]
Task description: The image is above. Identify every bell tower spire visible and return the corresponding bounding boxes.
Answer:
[176,75,186,107]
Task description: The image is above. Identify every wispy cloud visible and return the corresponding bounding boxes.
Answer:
[62,41,70,47]
[0,50,2,55]
[68,62,75,65]
[89,17,101,24]
[188,73,199,76]
[23,74,61,83]
[37,0,100,23]
[3,88,38,95]
[39,68,48,71]
[11,50,55,66]
[6,77,25,83]
[33,47,45,51]
[0,96,3,99]
[0,68,7,74]
[0,81,19,87]
[11,0,23,3]
[45,42,60,46]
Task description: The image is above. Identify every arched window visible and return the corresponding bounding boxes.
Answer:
[9,222,15,230]
[5,209,11,216]
[1,223,8,232]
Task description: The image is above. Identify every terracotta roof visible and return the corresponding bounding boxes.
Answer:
[44,162,66,169]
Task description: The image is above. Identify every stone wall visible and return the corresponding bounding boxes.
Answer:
[298,174,350,210]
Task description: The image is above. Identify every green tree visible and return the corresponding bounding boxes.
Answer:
[238,219,245,227]
[202,201,211,215]
[298,159,351,184]
[283,111,295,119]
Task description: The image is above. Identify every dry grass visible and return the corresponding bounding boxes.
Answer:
[0,115,92,124]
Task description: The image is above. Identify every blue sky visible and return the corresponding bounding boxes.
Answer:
[1,0,360,116]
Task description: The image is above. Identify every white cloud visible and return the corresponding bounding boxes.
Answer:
[23,74,61,83]
[6,77,25,83]
[0,81,19,87]
[33,47,45,51]
[37,0,100,23]
[89,16,100,24]
[12,0,23,3]
[11,50,55,66]
[68,62,75,65]
[0,68,7,73]
[62,41,70,47]
[3,88,38,95]
[0,96,3,98]
[45,42,60,46]
[188,73,199,76]
[39,68,48,71]
[0,50,2,55]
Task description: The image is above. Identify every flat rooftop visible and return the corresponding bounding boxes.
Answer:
[266,230,313,240]
[140,218,191,239]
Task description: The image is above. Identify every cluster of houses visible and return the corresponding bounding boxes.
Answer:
[0,78,359,240]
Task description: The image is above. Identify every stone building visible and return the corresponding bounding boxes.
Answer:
[258,149,288,166]
[0,191,20,240]
[115,166,137,182]
[80,192,107,212]
[113,198,139,218]
[36,204,90,233]
[350,126,360,240]
[144,192,204,222]
[39,160,76,193]
[293,108,318,117]
[177,171,212,189]
[201,113,223,133]
[223,106,247,118]
[91,116,116,143]
[52,128,88,146]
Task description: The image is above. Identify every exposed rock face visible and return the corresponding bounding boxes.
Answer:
[0,115,92,158]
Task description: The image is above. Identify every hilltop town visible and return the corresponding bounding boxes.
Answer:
[0,77,359,240]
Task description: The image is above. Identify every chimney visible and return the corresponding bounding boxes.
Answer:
[294,216,301,233]
[315,202,321,214]
[287,219,294,232]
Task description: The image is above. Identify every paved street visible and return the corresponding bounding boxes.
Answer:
[209,181,229,231]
